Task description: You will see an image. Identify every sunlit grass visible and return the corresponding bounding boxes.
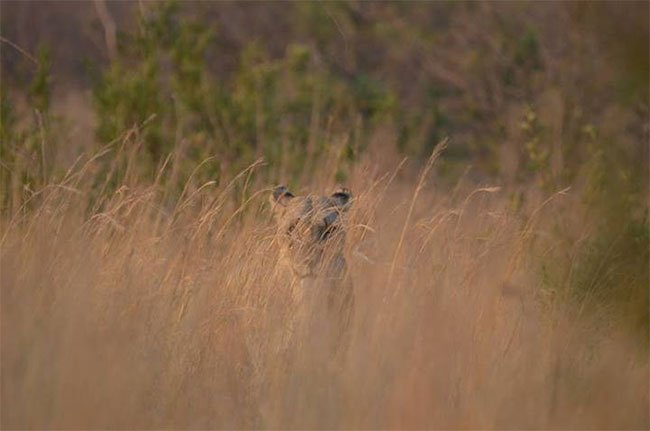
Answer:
[1,142,647,429]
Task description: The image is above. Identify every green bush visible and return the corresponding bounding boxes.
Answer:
[0,46,57,213]
[90,1,396,194]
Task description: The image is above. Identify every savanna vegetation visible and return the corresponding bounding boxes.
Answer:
[1,1,648,428]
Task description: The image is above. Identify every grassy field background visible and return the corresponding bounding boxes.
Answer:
[1,1,648,429]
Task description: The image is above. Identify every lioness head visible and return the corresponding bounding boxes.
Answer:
[270,185,352,279]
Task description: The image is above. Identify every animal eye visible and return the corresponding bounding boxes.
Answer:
[319,224,337,241]
[286,221,297,235]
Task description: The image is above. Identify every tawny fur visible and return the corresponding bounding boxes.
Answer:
[269,185,354,358]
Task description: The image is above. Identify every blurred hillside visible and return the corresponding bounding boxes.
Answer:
[3,2,648,99]
[2,2,648,174]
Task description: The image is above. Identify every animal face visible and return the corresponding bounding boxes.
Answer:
[269,186,352,278]
[269,185,355,360]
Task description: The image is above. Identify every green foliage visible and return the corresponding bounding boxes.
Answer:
[0,46,57,212]
[91,1,397,191]
[0,90,16,210]
[93,2,182,165]
[540,120,649,344]
[28,47,52,113]
[520,105,552,190]
[569,214,649,343]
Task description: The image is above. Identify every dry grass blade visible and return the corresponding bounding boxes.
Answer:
[387,138,448,293]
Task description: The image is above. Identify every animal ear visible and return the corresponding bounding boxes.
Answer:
[270,185,295,208]
[330,187,352,209]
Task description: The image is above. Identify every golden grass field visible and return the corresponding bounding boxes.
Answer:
[1,142,647,429]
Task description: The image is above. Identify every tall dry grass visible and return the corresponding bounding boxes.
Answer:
[1,144,648,429]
